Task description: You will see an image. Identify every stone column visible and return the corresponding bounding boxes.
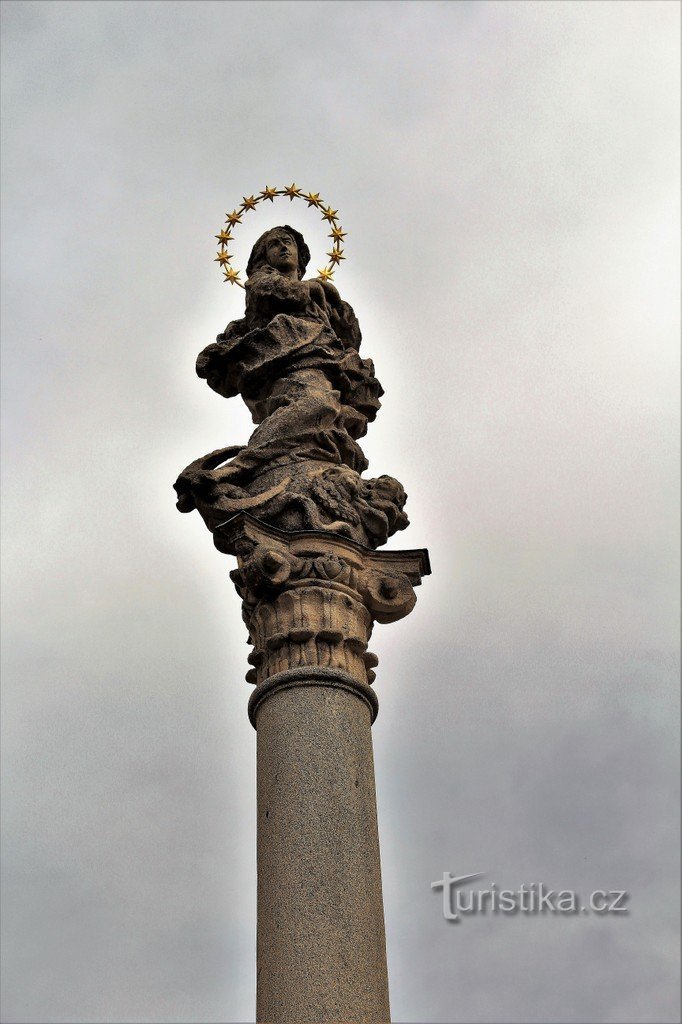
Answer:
[215,513,430,1024]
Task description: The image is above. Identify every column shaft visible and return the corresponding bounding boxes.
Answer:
[255,681,390,1023]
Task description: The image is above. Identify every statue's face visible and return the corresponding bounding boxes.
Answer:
[265,230,298,275]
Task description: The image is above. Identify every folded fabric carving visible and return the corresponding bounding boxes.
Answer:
[175,225,409,550]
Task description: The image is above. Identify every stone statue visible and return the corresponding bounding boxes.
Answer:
[174,224,409,549]
[175,192,430,1021]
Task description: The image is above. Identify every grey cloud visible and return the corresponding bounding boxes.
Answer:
[1,2,679,1021]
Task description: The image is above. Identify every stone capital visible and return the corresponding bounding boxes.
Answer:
[213,513,430,726]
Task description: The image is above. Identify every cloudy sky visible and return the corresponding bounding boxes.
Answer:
[1,2,679,1022]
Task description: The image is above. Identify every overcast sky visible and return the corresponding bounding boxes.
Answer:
[1,2,679,1022]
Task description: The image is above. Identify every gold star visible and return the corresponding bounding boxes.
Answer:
[223,267,242,285]
[329,225,347,243]
[304,192,321,207]
[260,185,279,202]
[321,205,338,223]
[225,209,243,227]
[317,266,335,281]
[326,247,345,265]
[215,228,234,245]
[240,195,258,211]
[283,182,302,200]
[214,250,233,265]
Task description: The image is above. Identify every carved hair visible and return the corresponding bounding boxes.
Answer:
[246,225,310,280]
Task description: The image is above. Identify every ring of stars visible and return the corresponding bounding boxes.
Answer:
[214,184,347,288]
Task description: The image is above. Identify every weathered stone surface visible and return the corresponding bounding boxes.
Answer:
[214,513,428,1022]
[174,225,409,548]
[232,519,425,1021]
[256,683,390,1023]
[175,222,431,1022]
[215,512,429,696]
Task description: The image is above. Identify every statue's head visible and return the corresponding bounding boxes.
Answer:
[246,225,310,280]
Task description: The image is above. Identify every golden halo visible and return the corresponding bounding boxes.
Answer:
[213,184,347,288]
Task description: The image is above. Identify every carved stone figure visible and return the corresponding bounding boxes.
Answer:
[175,209,430,1021]
[174,225,409,548]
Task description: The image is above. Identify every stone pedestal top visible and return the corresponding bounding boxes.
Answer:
[214,511,430,616]
[213,512,430,727]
